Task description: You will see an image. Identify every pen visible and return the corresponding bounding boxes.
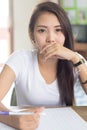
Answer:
[0,111,46,116]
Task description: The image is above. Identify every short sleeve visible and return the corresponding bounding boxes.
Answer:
[6,50,24,79]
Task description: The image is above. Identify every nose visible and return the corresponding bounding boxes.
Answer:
[46,31,55,43]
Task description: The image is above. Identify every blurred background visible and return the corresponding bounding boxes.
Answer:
[0,0,87,106]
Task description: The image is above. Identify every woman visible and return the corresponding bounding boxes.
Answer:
[0,1,87,130]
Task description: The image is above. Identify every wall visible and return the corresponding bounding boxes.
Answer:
[13,0,60,51]
[2,0,41,107]
[13,0,40,50]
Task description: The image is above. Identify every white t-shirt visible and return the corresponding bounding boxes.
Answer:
[6,50,62,107]
[6,50,86,106]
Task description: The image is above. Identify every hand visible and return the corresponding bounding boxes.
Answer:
[40,43,75,61]
[10,107,45,130]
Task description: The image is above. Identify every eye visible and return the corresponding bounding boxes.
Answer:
[38,29,45,33]
[56,28,62,32]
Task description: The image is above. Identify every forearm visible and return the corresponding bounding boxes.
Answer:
[76,63,87,93]
[0,115,15,128]
[71,52,87,93]
[0,103,20,129]
[0,102,15,128]
[0,102,9,111]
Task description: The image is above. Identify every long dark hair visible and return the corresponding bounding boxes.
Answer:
[29,2,74,106]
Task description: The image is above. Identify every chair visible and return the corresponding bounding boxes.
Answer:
[10,87,17,106]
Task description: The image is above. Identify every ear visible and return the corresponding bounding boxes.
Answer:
[29,32,34,41]
[30,32,36,48]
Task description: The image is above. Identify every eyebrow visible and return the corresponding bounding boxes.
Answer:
[36,25,61,28]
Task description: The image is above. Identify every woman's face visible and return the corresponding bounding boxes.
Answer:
[33,12,65,51]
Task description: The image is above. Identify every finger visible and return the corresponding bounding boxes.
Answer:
[21,107,41,113]
[44,49,61,60]
[21,120,39,130]
[24,115,40,129]
[19,113,40,123]
[44,46,58,57]
[40,43,55,54]
[43,43,60,58]
[45,45,57,55]
[34,106,45,113]
[51,55,64,59]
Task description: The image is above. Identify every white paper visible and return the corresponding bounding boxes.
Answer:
[37,107,87,130]
[0,107,87,130]
[0,123,16,130]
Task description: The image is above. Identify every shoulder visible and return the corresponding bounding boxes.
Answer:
[10,49,36,57]
[7,49,37,62]
[6,49,37,78]
[6,49,37,71]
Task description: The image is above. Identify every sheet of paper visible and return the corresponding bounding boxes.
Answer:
[0,123,16,130]
[0,107,87,130]
[37,107,87,130]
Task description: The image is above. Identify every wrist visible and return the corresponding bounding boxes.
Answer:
[71,52,86,67]
[73,58,85,67]
[71,52,80,64]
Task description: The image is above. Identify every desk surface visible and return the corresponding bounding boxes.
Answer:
[72,106,87,122]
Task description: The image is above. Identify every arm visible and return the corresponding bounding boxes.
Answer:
[40,43,87,93]
[0,64,16,126]
[0,65,16,101]
[0,112,40,130]
[0,102,43,130]
[71,53,87,93]
[0,65,43,130]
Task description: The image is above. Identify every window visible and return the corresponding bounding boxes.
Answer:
[0,0,13,70]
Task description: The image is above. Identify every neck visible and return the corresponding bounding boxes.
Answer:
[37,54,58,84]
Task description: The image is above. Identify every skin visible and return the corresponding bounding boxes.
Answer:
[0,104,44,130]
[0,65,44,130]
[33,12,76,84]
[34,12,77,64]
[33,12,87,89]
[0,11,87,130]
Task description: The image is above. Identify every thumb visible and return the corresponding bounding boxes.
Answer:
[34,107,45,113]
